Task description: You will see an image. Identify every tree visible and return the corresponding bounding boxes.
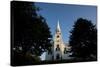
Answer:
[69,18,97,61]
[11,1,52,65]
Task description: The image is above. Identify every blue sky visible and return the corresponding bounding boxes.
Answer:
[35,2,97,60]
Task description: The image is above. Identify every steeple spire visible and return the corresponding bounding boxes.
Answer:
[57,20,61,32]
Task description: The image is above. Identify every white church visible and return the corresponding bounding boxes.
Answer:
[45,20,71,61]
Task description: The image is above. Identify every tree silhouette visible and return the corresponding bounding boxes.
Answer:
[69,18,97,61]
[11,1,52,65]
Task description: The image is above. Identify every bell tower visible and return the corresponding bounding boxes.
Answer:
[53,20,64,60]
[45,20,71,61]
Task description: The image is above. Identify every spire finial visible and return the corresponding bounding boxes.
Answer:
[57,20,61,32]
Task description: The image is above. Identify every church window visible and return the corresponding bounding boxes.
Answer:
[56,45,60,51]
[57,44,59,48]
[56,48,58,51]
[57,35,59,38]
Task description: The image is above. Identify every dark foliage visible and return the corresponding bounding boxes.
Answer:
[11,1,52,65]
[69,18,97,60]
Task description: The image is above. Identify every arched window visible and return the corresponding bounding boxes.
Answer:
[56,45,60,51]
[57,35,59,38]
[57,44,59,48]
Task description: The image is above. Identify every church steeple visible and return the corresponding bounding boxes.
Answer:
[53,20,64,60]
[46,20,71,61]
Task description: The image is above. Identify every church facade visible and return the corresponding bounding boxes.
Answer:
[45,20,71,61]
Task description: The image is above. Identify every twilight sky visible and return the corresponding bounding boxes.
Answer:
[35,2,97,60]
